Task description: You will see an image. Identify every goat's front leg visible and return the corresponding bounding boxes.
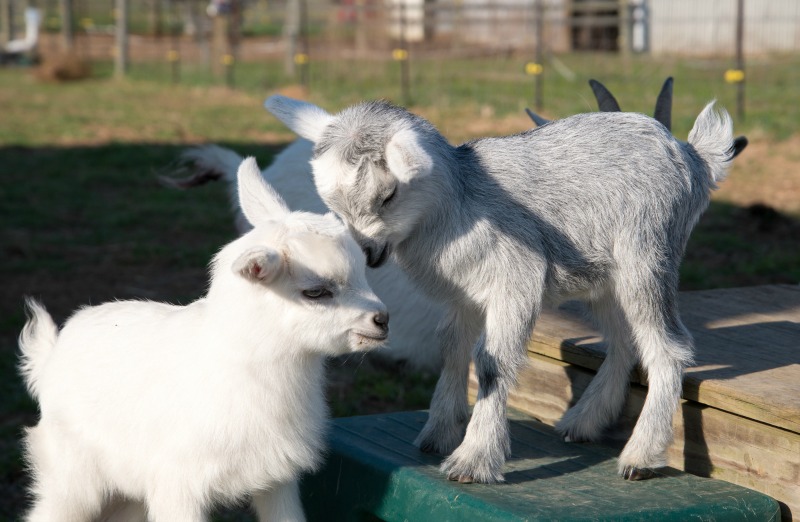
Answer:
[440,284,541,484]
[252,480,305,522]
[415,306,483,456]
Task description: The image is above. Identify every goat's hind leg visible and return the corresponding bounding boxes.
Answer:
[23,426,106,522]
[556,295,637,443]
[616,282,693,480]
[415,306,483,456]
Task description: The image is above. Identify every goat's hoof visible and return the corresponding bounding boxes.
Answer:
[448,473,474,484]
[418,441,441,455]
[563,434,588,443]
[621,466,655,481]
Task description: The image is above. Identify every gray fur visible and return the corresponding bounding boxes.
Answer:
[265,95,734,483]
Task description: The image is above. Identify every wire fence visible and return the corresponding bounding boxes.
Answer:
[3,0,799,122]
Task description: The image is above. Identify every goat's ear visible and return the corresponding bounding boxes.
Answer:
[264,95,334,143]
[232,246,283,284]
[589,79,621,112]
[653,76,674,131]
[385,128,434,183]
[731,136,748,158]
[238,157,290,226]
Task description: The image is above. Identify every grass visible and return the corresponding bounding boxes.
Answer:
[0,51,798,520]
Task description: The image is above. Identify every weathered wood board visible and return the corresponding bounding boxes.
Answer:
[468,284,800,520]
[302,411,782,521]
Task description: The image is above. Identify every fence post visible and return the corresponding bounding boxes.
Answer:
[534,0,543,110]
[59,0,74,51]
[299,0,309,86]
[0,0,12,46]
[399,0,410,104]
[735,0,745,120]
[167,0,181,83]
[284,0,300,76]
[114,0,129,79]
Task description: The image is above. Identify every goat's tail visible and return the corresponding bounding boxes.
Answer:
[687,101,734,186]
[18,298,59,401]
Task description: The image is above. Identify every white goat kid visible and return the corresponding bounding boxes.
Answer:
[174,140,444,371]
[18,157,388,522]
[265,95,734,484]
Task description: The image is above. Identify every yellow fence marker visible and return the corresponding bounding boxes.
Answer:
[167,50,180,62]
[222,54,235,66]
[525,62,543,76]
[392,49,408,61]
[294,53,309,65]
[725,69,745,83]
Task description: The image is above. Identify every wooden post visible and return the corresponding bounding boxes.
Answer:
[283,0,300,76]
[0,0,12,46]
[168,0,180,83]
[114,0,128,78]
[399,0,410,104]
[211,8,227,78]
[59,0,74,51]
[355,0,366,56]
[298,0,309,86]
[735,0,745,120]
[534,0,543,110]
[149,0,163,37]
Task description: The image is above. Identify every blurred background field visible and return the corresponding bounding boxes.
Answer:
[2,0,800,520]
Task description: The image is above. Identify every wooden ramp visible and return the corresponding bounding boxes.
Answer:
[468,284,800,520]
[300,411,780,521]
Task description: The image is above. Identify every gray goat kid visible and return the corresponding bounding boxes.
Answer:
[527,77,748,158]
[265,95,734,484]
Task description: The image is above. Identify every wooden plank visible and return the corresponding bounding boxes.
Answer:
[301,411,781,521]
[468,355,800,520]
[524,285,800,433]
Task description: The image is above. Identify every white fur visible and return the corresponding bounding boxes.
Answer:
[180,140,444,371]
[19,157,388,522]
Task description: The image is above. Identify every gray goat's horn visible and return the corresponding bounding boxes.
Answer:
[653,77,674,131]
[588,79,621,112]
[525,108,550,127]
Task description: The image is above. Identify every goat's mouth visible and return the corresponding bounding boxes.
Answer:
[366,244,390,268]
[350,331,388,349]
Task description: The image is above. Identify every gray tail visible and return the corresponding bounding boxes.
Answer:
[687,101,734,185]
[18,298,59,400]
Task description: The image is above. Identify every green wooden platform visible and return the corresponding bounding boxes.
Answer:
[300,410,781,521]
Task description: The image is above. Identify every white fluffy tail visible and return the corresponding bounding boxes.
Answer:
[18,298,59,400]
[687,101,734,185]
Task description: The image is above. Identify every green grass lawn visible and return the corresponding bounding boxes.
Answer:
[0,52,798,520]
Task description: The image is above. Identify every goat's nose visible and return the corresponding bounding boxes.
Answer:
[373,311,389,332]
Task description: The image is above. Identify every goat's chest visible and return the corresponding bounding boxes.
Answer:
[201,380,327,497]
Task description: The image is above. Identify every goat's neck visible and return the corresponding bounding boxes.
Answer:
[393,152,477,297]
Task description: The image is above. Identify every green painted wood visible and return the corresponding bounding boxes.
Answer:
[301,411,781,522]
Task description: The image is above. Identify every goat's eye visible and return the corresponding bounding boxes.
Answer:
[302,288,333,300]
[381,187,397,208]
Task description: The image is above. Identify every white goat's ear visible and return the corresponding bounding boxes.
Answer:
[232,246,283,284]
[264,95,334,143]
[238,157,290,226]
[385,128,434,183]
